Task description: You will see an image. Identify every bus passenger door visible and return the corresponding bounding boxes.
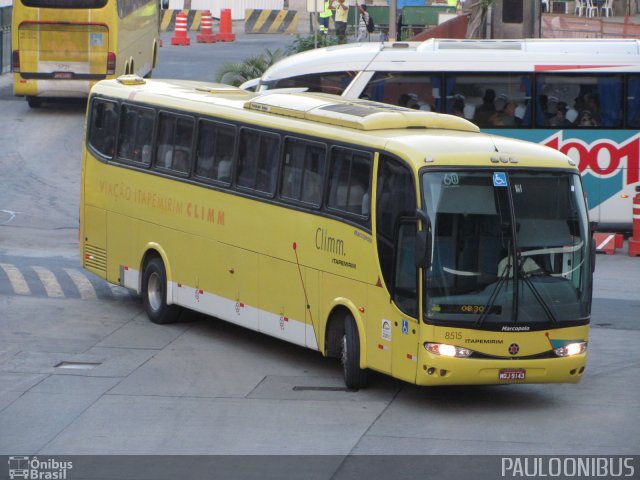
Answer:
[390,221,420,384]
[373,154,419,382]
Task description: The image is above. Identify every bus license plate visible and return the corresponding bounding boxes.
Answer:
[54,72,73,79]
[499,369,526,381]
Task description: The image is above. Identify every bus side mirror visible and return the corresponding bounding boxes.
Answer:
[160,0,169,9]
[415,209,432,269]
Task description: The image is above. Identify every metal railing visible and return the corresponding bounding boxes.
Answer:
[543,28,640,38]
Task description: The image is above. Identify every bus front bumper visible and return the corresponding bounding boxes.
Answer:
[415,353,587,386]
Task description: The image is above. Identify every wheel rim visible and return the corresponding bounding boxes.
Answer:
[147,271,162,312]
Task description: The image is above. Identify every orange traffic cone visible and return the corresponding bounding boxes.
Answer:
[171,11,191,46]
[213,9,235,42]
[197,10,217,43]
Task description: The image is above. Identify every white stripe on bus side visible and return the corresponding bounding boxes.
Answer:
[123,265,319,351]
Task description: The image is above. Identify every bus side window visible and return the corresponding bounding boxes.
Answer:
[195,121,236,183]
[627,75,640,128]
[117,104,154,165]
[281,139,326,207]
[173,117,193,174]
[300,145,326,206]
[536,74,623,128]
[376,155,416,295]
[155,113,194,174]
[327,148,372,218]
[271,72,356,96]
[238,129,280,195]
[281,140,306,200]
[362,71,441,111]
[215,126,236,183]
[445,73,532,127]
[88,99,118,158]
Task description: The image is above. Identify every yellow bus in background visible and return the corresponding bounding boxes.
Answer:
[12,0,161,107]
[81,76,594,388]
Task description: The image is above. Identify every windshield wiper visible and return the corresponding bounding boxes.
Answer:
[517,252,559,326]
[475,243,512,328]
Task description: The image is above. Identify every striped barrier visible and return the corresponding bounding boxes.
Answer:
[161,9,203,33]
[594,232,617,255]
[244,9,298,34]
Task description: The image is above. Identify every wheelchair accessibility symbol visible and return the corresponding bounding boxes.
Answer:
[402,319,409,335]
[493,172,508,187]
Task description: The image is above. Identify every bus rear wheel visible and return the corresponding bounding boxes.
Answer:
[26,96,41,108]
[341,313,369,389]
[142,257,182,324]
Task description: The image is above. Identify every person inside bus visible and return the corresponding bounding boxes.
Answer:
[473,88,496,126]
[584,93,601,124]
[546,96,559,120]
[172,149,190,173]
[577,110,598,127]
[538,94,550,120]
[399,93,420,109]
[196,153,215,179]
[489,100,517,127]
[217,158,232,182]
[548,102,573,127]
[450,94,465,117]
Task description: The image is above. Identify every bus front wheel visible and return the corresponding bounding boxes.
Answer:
[342,313,369,389]
[142,257,182,324]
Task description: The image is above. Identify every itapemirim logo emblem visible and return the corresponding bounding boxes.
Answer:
[8,456,73,479]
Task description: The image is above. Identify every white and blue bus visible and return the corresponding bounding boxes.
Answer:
[256,38,640,230]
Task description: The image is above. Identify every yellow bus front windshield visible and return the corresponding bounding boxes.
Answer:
[422,170,591,330]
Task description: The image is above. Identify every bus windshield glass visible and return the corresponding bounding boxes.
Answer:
[422,170,591,328]
[21,0,108,7]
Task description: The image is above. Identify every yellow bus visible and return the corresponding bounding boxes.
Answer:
[81,76,594,388]
[12,0,161,107]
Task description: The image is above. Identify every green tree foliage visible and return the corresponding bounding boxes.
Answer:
[214,34,337,87]
[285,33,338,55]
[214,48,284,86]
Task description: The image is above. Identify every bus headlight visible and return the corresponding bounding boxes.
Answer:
[424,343,472,358]
[553,341,587,357]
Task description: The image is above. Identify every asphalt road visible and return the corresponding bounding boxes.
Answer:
[0,31,639,480]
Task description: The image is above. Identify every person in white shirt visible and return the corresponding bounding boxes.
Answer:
[331,0,349,44]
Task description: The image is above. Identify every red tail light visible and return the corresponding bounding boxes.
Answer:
[107,52,116,75]
[12,50,20,73]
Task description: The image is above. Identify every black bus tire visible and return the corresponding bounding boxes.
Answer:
[342,313,369,389]
[142,257,182,324]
